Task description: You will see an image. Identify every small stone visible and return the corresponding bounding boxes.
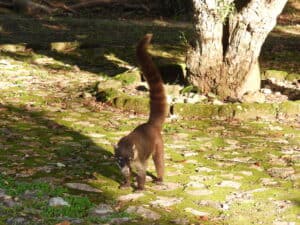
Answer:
[171,218,189,225]
[150,196,182,207]
[186,181,206,188]
[184,207,209,216]
[242,91,265,103]
[56,162,66,168]
[260,178,279,186]
[6,217,28,225]
[49,197,70,207]
[267,167,295,179]
[186,189,213,196]
[65,183,102,193]
[217,180,241,189]
[91,204,114,216]
[198,200,220,209]
[240,171,253,176]
[273,222,296,225]
[126,206,160,220]
[118,193,144,201]
[110,217,131,224]
[195,167,213,173]
[150,182,181,191]
[261,88,272,94]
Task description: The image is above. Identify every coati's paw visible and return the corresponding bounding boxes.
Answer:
[134,187,145,192]
[153,178,163,185]
[119,183,131,189]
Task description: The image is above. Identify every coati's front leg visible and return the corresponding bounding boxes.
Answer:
[152,142,164,184]
[120,165,131,189]
[135,161,147,190]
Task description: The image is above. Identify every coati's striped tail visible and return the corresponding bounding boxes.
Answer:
[136,34,167,127]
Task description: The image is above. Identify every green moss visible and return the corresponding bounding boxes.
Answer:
[114,71,141,85]
[278,101,300,116]
[233,103,277,120]
[286,73,300,82]
[96,88,119,102]
[263,70,288,80]
[173,103,220,119]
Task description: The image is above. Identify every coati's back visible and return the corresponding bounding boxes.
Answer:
[136,34,167,128]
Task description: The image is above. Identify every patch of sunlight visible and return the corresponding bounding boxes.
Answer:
[104,53,135,70]
[149,47,184,62]
[275,25,300,36]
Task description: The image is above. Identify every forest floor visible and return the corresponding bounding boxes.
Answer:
[0,12,299,225]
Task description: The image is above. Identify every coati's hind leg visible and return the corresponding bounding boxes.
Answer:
[152,141,164,184]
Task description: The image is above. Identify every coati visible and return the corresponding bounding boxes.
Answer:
[114,34,167,190]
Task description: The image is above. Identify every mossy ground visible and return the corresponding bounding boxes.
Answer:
[0,12,299,225]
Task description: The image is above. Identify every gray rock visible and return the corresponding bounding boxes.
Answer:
[150,196,182,207]
[126,206,160,220]
[260,178,279,186]
[150,182,181,191]
[267,167,295,179]
[65,183,102,193]
[6,217,28,225]
[186,189,213,196]
[90,204,114,216]
[242,91,266,103]
[110,217,131,224]
[49,197,70,207]
[217,180,241,189]
[117,193,144,202]
[171,218,190,225]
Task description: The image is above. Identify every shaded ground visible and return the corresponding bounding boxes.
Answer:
[0,13,299,225]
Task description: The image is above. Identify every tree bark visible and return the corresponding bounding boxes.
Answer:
[186,0,288,99]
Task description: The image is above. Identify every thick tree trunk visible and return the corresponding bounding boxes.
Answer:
[186,0,288,99]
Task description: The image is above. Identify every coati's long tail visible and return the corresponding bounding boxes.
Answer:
[136,34,167,127]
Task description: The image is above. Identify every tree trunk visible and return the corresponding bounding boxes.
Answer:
[186,0,288,99]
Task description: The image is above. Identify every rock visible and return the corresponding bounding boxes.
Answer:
[56,162,66,168]
[195,167,213,173]
[239,171,253,176]
[110,217,131,224]
[273,222,296,225]
[90,204,114,216]
[165,84,181,97]
[182,151,198,157]
[186,181,206,188]
[242,91,266,103]
[114,71,141,85]
[49,197,70,207]
[117,193,144,202]
[261,88,273,94]
[184,208,209,216]
[260,178,279,186]
[97,80,122,92]
[263,70,288,81]
[65,183,102,193]
[217,181,241,189]
[171,218,190,225]
[150,196,182,207]
[150,182,181,191]
[267,167,295,179]
[126,206,160,220]
[6,217,28,225]
[186,189,213,196]
[198,200,220,209]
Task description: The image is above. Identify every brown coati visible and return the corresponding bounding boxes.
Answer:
[114,34,167,190]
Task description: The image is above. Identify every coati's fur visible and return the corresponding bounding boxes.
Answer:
[114,34,167,190]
